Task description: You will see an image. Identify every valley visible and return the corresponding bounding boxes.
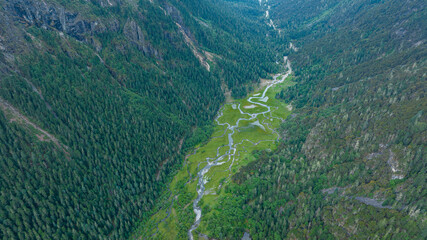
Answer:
[0,0,425,239]
[137,58,294,239]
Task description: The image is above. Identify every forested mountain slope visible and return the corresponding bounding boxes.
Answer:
[202,0,426,239]
[0,0,278,239]
[1,0,426,239]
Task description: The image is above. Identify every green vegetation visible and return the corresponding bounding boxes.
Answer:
[137,74,294,239]
[0,0,281,239]
[193,0,426,239]
[1,0,425,239]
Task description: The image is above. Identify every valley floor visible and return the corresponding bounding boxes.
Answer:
[134,59,295,240]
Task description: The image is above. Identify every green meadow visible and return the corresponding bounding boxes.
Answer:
[138,75,295,239]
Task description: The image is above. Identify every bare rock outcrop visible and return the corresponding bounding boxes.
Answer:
[123,19,160,58]
[5,0,108,41]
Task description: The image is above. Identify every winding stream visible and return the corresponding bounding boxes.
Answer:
[188,57,292,240]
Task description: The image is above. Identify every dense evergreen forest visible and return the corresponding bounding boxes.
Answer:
[0,0,278,239]
[201,0,426,239]
[0,0,425,239]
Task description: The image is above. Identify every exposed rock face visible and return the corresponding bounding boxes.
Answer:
[164,3,184,25]
[161,2,209,69]
[5,0,107,41]
[0,4,30,70]
[123,19,160,58]
[163,3,194,41]
[2,0,160,57]
[92,0,121,8]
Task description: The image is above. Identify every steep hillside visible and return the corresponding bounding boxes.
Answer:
[1,0,425,239]
[0,0,278,239]
[195,0,426,239]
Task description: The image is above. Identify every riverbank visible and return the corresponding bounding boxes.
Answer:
[137,58,294,240]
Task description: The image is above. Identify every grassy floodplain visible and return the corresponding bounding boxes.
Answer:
[135,72,295,240]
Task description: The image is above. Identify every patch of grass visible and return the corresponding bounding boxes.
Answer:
[217,104,248,126]
[143,74,294,239]
[210,124,227,138]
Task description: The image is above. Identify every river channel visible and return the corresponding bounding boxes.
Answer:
[188,57,292,240]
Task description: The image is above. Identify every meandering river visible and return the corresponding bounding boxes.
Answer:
[188,57,292,240]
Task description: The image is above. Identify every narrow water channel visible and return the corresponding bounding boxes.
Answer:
[188,57,292,240]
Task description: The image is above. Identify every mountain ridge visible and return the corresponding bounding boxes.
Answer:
[0,0,425,239]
